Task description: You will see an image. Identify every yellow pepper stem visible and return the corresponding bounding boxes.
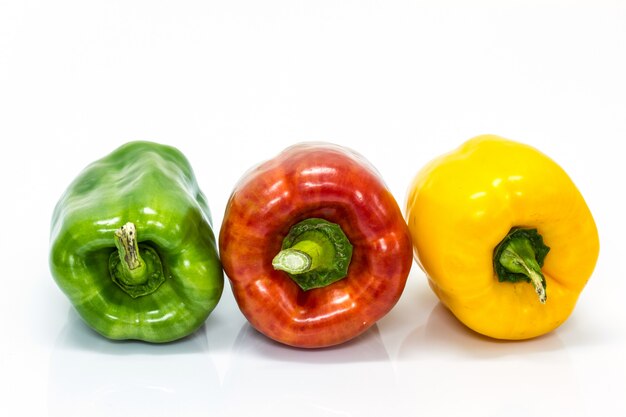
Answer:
[494,228,550,304]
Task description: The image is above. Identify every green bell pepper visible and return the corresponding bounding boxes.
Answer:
[50,141,223,342]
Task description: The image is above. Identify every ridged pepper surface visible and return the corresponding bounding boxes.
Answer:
[405,135,599,339]
[50,141,223,342]
[220,143,413,348]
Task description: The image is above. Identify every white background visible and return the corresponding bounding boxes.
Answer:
[1,1,625,416]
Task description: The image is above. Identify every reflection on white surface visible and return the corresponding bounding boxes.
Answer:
[399,303,570,359]
[41,281,616,417]
[395,303,587,417]
[221,323,398,416]
[48,309,221,417]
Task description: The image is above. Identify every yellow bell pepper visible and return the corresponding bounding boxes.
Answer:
[405,135,599,340]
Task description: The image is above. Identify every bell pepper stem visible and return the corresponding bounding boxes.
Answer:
[494,228,550,304]
[272,218,353,291]
[109,222,166,298]
[499,241,547,303]
[114,222,148,285]
[273,238,329,274]
[272,249,312,274]
[523,262,547,304]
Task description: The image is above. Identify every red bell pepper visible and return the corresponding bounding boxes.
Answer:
[219,143,413,348]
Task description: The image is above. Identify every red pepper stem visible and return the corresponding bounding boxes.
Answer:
[273,240,324,274]
[272,218,353,291]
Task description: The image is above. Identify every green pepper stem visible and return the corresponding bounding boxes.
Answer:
[272,218,353,291]
[114,222,147,285]
[494,228,550,304]
[109,222,166,298]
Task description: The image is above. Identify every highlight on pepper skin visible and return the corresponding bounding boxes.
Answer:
[405,134,599,340]
[49,141,224,343]
[219,142,414,348]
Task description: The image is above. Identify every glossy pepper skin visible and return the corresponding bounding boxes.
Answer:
[219,143,413,348]
[50,141,223,343]
[405,135,599,340]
